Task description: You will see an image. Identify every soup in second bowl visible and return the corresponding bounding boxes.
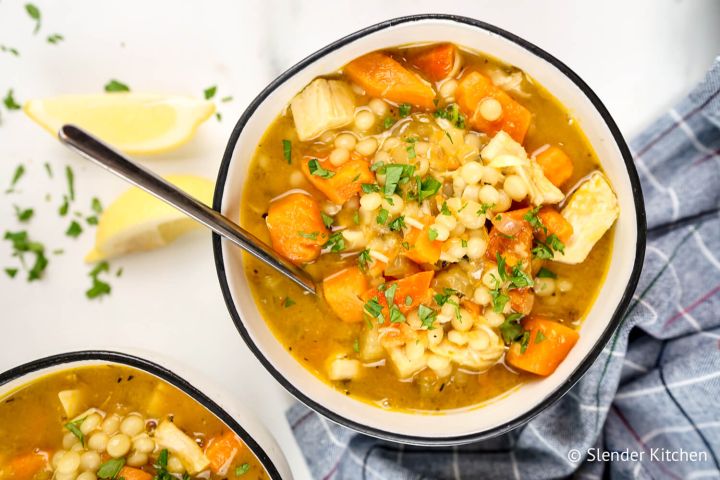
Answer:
[0,364,269,480]
[240,42,619,411]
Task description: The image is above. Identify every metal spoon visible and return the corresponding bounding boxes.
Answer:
[58,124,317,294]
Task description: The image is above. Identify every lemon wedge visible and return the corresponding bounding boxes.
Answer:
[24,94,215,155]
[86,175,214,262]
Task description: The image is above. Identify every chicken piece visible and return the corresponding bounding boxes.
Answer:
[155,421,211,474]
[290,78,355,141]
[429,338,504,371]
[481,131,564,205]
[554,172,619,264]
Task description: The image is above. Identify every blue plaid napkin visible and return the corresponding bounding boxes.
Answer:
[287,57,720,480]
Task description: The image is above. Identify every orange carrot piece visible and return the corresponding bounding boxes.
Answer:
[205,430,244,476]
[537,207,573,243]
[535,146,574,187]
[344,52,436,109]
[300,155,374,204]
[118,467,152,480]
[408,43,456,82]
[508,288,534,315]
[456,70,532,143]
[266,192,329,264]
[363,271,434,317]
[461,298,481,315]
[323,267,369,323]
[403,217,442,265]
[7,452,47,480]
[485,217,533,267]
[506,316,579,376]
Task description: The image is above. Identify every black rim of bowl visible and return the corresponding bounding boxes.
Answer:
[0,350,283,479]
[212,13,647,446]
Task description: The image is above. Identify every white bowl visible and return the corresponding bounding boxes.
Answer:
[0,350,293,479]
[212,14,646,445]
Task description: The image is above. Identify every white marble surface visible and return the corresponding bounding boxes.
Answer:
[0,1,718,478]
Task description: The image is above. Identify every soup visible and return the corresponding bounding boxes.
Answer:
[0,365,269,480]
[241,43,618,411]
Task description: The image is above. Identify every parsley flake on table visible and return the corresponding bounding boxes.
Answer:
[104,79,130,92]
[6,164,25,193]
[24,3,41,34]
[66,220,83,238]
[47,33,64,44]
[3,230,48,281]
[0,45,20,56]
[65,165,75,201]
[203,85,217,100]
[14,206,34,222]
[3,89,21,110]
[86,261,112,300]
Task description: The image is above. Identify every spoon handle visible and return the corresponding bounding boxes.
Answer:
[58,124,316,294]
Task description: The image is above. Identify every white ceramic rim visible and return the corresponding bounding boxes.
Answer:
[212,15,646,445]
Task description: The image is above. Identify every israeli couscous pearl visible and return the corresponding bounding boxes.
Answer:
[77,472,97,480]
[478,97,503,121]
[87,432,108,452]
[464,133,482,150]
[328,147,350,166]
[57,450,80,474]
[452,308,474,332]
[427,353,451,372]
[435,213,457,230]
[439,79,458,99]
[382,136,401,151]
[106,434,131,458]
[289,170,305,187]
[368,98,389,117]
[466,237,487,260]
[484,310,505,327]
[334,133,357,150]
[101,415,121,435]
[480,166,503,185]
[360,192,382,211]
[427,328,444,345]
[462,184,480,202]
[126,451,149,467]
[355,137,378,156]
[473,286,492,305]
[468,329,490,350]
[55,473,78,480]
[71,443,85,452]
[382,194,404,215]
[80,413,102,435]
[415,141,430,156]
[320,130,335,144]
[52,451,66,469]
[460,161,483,184]
[355,110,375,131]
[63,431,79,449]
[132,435,155,454]
[494,190,512,212]
[534,277,556,297]
[448,330,468,345]
[452,176,466,196]
[405,340,426,361]
[80,451,101,472]
[457,202,484,229]
[478,185,500,205]
[374,150,391,164]
[482,266,500,289]
[503,174,528,201]
[120,414,145,437]
[416,158,430,176]
[430,224,450,241]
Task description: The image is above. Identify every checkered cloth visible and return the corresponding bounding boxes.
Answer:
[287,57,720,480]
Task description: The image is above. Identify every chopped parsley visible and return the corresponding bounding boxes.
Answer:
[477,203,494,216]
[323,232,345,252]
[25,3,41,34]
[14,206,34,222]
[523,206,546,233]
[235,463,251,476]
[283,297,295,308]
[5,268,18,278]
[152,449,171,479]
[47,33,64,44]
[7,164,25,192]
[405,295,413,306]
[297,231,318,240]
[519,331,531,353]
[357,249,371,271]
[376,208,389,225]
[96,458,124,479]
[353,211,359,225]
[321,212,334,229]
[66,220,82,238]
[461,239,468,248]
[532,234,565,259]
[86,261,111,299]
[406,143,416,160]
[65,166,75,201]
[364,296,385,323]
[58,196,69,216]
[398,103,412,117]
[499,313,524,344]
[91,197,103,214]
[417,176,442,202]
[203,85,217,100]
[445,131,454,144]
[282,139,292,164]
[4,230,48,281]
[491,288,510,313]
[308,159,335,178]
[535,330,546,344]
[382,163,414,196]
[361,183,380,193]
[537,267,557,279]
[0,45,20,56]
[383,117,396,129]
[64,417,85,446]
[221,95,234,103]
[433,288,457,306]
[104,79,130,92]
[418,304,437,329]
[428,228,438,241]
[388,215,406,231]
[3,89,22,110]
[440,201,451,216]
[389,305,406,323]
[433,103,465,128]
